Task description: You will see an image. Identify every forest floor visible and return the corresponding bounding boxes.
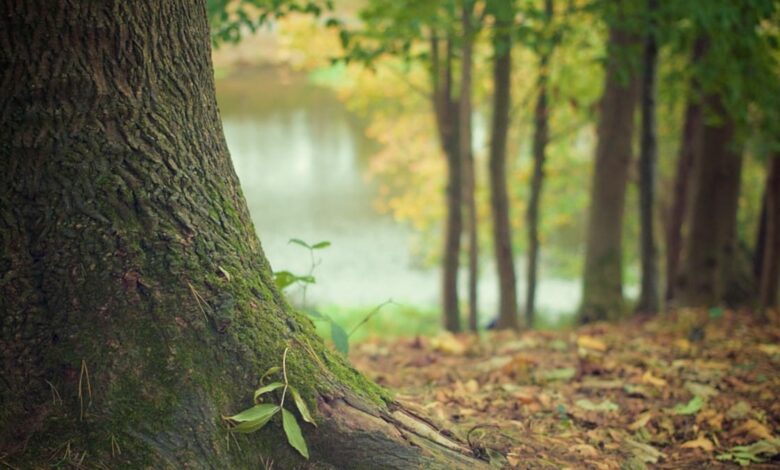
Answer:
[350,309,780,469]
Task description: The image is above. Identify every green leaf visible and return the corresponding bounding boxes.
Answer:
[330,321,349,355]
[253,382,284,402]
[672,396,704,415]
[305,309,327,320]
[259,366,281,384]
[575,399,619,412]
[274,271,298,290]
[227,404,279,433]
[288,238,311,249]
[537,367,576,382]
[290,387,316,426]
[311,241,331,250]
[716,438,780,465]
[282,408,309,459]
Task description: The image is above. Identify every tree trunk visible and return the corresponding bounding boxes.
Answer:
[759,156,780,308]
[0,2,486,468]
[526,0,553,328]
[636,0,660,315]
[460,2,478,332]
[432,34,463,332]
[579,25,640,324]
[665,38,705,303]
[676,95,744,307]
[755,188,768,283]
[665,101,701,303]
[489,15,519,330]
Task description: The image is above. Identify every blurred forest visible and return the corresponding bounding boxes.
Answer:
[208,0,779,332]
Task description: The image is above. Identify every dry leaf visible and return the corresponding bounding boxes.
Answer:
[681,436,714,452]
[577,335,607,352]
[629,412,653,431]
[732,419,775,441]
[642,370,668,388]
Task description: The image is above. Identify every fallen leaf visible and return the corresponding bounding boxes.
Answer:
[577,335,607,352]
[537,367,576,382]
[732,419,775,441]
[624,438,665,463]
[571,443,599,457]
[642,370,668,388]
[430,333,466,355]
[629,412,653,431]
[726,401,752,420]
[681,436,714,452]
[575,398,619,412]
[671,396,704,415]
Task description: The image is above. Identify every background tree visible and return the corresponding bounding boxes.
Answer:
[579,1,640,323]
[758,156,780,308]
[460,0,479,331]
[0,1,485,467]
[525,0,555,327]
[635,0,659,314]
[488,0,520,329]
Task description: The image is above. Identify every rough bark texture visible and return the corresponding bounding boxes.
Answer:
[676,95,744,307]
[526,0,553,328]
[579,26,639,323]
[0,2,487,468]
[759,156,780,308]
[489,17,519,330]
[636,0,660,315]
[665,101,701,303]
[432,35,463,333]
[460,3,478,332]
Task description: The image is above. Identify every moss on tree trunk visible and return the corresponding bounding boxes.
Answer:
[0,1,487,468]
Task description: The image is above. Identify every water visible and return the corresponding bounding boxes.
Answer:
[216,67,580,320]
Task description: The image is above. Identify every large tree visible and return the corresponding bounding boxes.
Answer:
[0,1,486,468]
[579,11,640,323]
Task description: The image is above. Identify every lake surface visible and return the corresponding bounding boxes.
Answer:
[216,67,580,321]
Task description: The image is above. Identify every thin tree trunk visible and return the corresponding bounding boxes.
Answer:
[579,25,640,324]
[526,0,553,328]
[636,0,660,314]
[489,14,519,330]
[460,2,478,332]
[759,156,780,308]
[432,34,463,332]
[676,94,744,307]
[0,3,485,468]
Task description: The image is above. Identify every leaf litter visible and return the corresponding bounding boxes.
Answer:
[351,309,780,468]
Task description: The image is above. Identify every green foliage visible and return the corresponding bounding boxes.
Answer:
[716,439,780,466]
[207,0,335,46]
[225,349,314,460]
[671,395,704,415]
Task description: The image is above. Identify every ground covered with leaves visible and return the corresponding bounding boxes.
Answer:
[351,310,780,469]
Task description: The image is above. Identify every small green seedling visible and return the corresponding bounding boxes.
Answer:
[224,348,315,459]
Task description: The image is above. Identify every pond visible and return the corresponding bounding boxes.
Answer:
[216,66,580,324]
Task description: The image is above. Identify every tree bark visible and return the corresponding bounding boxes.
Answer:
[460,2,478,332]
[526,0,553,328]
[579,25,640,324]
[665,39,705,303]
[489,14,519,330]
[0,2,486,468]
[759,156,780,308]
[432,34,463,332]
[636,0,660,315]
[665,101,701,303]
[676,94,744,307]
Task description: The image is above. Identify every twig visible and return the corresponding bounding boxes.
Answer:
[279,347,290,408]
[78,360,92,421]
[348,299,396,337]
[188,282,209,319]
